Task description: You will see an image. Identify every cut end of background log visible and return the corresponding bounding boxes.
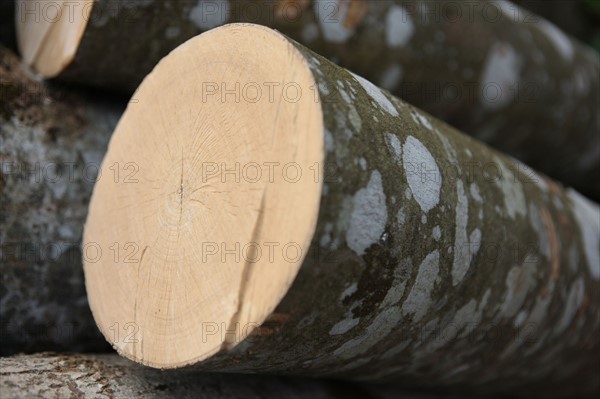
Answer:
[15,0,93,77]
[83,24,324,368]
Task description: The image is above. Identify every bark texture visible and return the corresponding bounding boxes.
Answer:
[153,29,600,398]
[0,353,475,399]
[0,46,124,355]
[22,0,600,200]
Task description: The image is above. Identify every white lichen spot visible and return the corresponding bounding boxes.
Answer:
[495,157,527,219]
[329,315,360,335]
[318,81,330,96]
[320,222,334,247]
[315,0,354,43]
[346,171,387,255]
[350,72,399,116]
[421,214,427,224]
[337,81,351,102]
[554,277,585,334]
[403,136,441,213]
[385,133,402,162]
[470,229,482,253]
[301,22,319,42]
[568,189,600,279]
[380,64,403,90]
[397,207,406,225]
[432,226,441,241]
[358,157,367,171]
[380,259,410,309]
[411,111,433,130]
[423,291,488,353]
[538,20,574,61]
[404,187,412,200]
[514,310,528,328]
[494,0,524,22]
[401,251,440,322]
[333,306,400,359]
[324,128,335,152]
[340,282,357,301]
[348,105,362,132]
[386,5,414,47]
[480,42,521,110]
[469,182,483,203]
[189,0,230,30]
[552,195,564,210]
[527,280,555,329]
[165,26,180,39]
[433,128,458,163]
[500,258,537,318]
[465,148,473,158]
[451,180,481,286]
[528,204,551,260]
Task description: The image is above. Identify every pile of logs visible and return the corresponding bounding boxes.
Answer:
[1,1,599,398]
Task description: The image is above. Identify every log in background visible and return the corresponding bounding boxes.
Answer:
[19,0,600,200]
[1,46,123,355]
[0,353,485,399]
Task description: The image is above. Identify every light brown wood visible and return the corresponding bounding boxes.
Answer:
[16,0,93,77]
[83,24,324,368]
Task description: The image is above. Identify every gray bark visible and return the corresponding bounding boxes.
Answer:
[0,353,477,399]
[164,31,599,398]
[0,46,124,355]
[18,0,600,200]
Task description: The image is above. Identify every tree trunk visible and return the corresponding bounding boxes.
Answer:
[15,0,600,200]
[0,46,124,355]
[82,25,600,398]
[0,353,474,399]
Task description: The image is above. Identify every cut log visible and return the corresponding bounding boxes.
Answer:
[0,46,124,354]
[15,0,600,200]
[83,24,600,397]
[0,353,472,399]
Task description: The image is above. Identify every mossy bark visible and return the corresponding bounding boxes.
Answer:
[20,0,600,200]
[0,47,124,354]
[170,33,600,398]
[0,353,463,399]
